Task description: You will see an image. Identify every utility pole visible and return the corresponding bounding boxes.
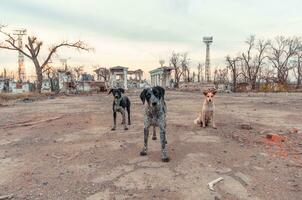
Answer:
[13,29,27,82]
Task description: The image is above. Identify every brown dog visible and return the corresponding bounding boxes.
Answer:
[194,89,217,129]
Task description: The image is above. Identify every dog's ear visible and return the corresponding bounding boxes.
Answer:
[108,89,113,94]
[155,86,165,99]
[212,90,217,95]
[118,88,125,94]
[203,90,208,96]
[140,89,147,104]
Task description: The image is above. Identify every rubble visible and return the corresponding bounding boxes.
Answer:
[233,172,251,186]
[240,123,252,130]
[208,177,224,191]
[266,133,287,142]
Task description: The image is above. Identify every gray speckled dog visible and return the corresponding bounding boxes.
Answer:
[139,86,169,162]
[108,88,131,131]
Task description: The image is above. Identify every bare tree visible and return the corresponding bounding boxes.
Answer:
[214,68,228,85]
[226,55,241,92]
[94,66,110,81]
[192,71,196,82]
[240,35,269,90]
[169,52,183,88]
[197,63,203,82]
[180,52,190,82]
[292,53,302,88]
[259,66,276,85]
[267,36,302,85]
[73,66,84,81]
[0,26,91,93]
[43,65,59,92]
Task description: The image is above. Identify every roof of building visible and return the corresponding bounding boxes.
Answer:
[149,66,173,74]
[128,69,143,74]
[110,66,128,70]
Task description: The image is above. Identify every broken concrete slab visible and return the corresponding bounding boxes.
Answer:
[234,172,251,186]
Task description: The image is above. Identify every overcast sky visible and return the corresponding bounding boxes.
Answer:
[0,0,302,77]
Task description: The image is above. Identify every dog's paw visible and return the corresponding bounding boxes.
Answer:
[140,151,147,156]
[111,127,116,131]
[128,123,131,125]
[152,136,157,140]
[212,126,217,129]
[162,157,170,162]
[124,127,128,130]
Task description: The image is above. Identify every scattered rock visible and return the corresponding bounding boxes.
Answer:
[259,152,268,157]
[0,194,13,200]
[240,123,252,130]
[286,128,300,134]
[208,177,224,191]
[266,134,286,142]
[234,172,251,186]
[22,98,34,103]
[215,168,232,174]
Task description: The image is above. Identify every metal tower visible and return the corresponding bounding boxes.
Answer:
[203,36,213,83]
[13,29,27,82]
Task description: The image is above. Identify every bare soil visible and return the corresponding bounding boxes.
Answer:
[0,90,301,200]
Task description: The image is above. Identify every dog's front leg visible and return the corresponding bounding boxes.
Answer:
[121,109,128,130]
[127,106,131,125]
[201,112,206,128]
[159,123,169,162]
[111,112,117,131]
[212,113,217,129]
[140,125,150,156]
[152,126,157,140]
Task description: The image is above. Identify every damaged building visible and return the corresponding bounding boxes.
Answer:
[149,66,173,88]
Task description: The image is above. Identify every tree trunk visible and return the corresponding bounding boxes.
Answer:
[233,75,237,92]
[33,58,43,93]
[174,69,179,88]
[232,68,237,92]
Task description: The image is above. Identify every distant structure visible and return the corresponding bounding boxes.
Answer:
[109,66,128,89]
[149,66,173,88]
[203,36,213,83]
[159,59,165,67]
[13,29,27,82]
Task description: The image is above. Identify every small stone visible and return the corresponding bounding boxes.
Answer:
[240,124,252,130]
[216,168,232,174]
[234,172,251,186]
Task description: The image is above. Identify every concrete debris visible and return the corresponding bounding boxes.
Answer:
[234,172,251,186]
[240,123,252,130]
[0,194,14,200]
[215,168,232,174]
[208,177,224,191]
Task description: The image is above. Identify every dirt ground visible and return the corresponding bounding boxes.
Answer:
[0,90,302,200]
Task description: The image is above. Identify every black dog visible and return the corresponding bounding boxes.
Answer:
[139,86,169,162]
[108,88,131,130]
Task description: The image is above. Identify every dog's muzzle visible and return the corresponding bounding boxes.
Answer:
[152,102,157,106]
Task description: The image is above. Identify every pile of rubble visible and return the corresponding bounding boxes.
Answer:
[178,82,217,92]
